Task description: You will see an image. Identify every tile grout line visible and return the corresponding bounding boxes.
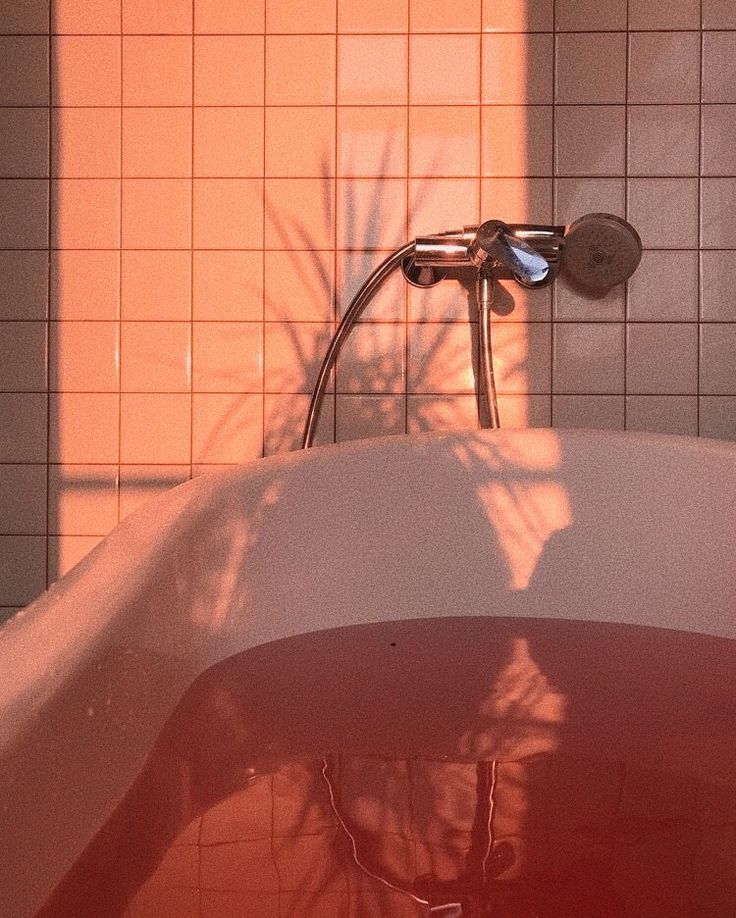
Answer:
[9,167,736,178]
[17,28,734,37]
[478,0,484,428]
[8,245,731,253]
[22,317,730,327]
[697,5,703,436]
[6,172,736,181]
[334,1,339,445]
[117,4,123,528]
[623,2,629,431]
[5,101,736,110]
[551,0,556,428]
[262,15,267,456]
[404,3,410,437]
[190,2,194,476]
[45,0,52,589]
[4,386,722,395]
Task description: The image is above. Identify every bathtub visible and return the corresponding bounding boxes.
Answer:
[1,428,735,917]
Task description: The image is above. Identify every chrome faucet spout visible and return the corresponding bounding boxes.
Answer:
[468,219,551,286]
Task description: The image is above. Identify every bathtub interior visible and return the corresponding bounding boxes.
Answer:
[1,428,735,917]
[39,616,736,917]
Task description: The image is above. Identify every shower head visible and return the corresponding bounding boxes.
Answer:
[562,213,642,293]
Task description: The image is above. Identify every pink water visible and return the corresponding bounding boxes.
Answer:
[38,617,736,917]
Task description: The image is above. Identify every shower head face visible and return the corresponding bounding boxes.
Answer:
[562,213,642,293]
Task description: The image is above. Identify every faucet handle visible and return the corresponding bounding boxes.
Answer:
[468,219,551,286]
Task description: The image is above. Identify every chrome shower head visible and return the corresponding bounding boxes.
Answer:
[562,213,642,293]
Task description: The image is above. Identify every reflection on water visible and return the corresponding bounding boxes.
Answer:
[39,618,736,917]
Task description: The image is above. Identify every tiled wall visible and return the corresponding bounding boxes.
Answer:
[2,0,736,613]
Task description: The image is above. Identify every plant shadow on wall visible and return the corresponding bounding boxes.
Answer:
[41,132,539,588]
[259,141,512,450]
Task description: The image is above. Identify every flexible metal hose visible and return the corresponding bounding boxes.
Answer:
[302,241,501,449]
[302,242,415,449]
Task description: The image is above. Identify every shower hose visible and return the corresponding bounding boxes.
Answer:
[301,241,500,449]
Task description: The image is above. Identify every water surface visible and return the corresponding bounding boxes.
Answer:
[38,617,736,917]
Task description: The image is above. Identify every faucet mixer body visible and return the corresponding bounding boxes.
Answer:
[409,222,565,287]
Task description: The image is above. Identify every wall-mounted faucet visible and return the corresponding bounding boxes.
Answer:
[302,215,642,449]
[404,221,561,288]
[403,214,641,292]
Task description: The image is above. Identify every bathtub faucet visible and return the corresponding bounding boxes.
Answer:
[302,215,642,448]
[405,221,562,289]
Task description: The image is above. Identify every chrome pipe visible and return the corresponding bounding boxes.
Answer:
[413,230,474,266]
[477,265,500,430]
[302,241,415,449]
